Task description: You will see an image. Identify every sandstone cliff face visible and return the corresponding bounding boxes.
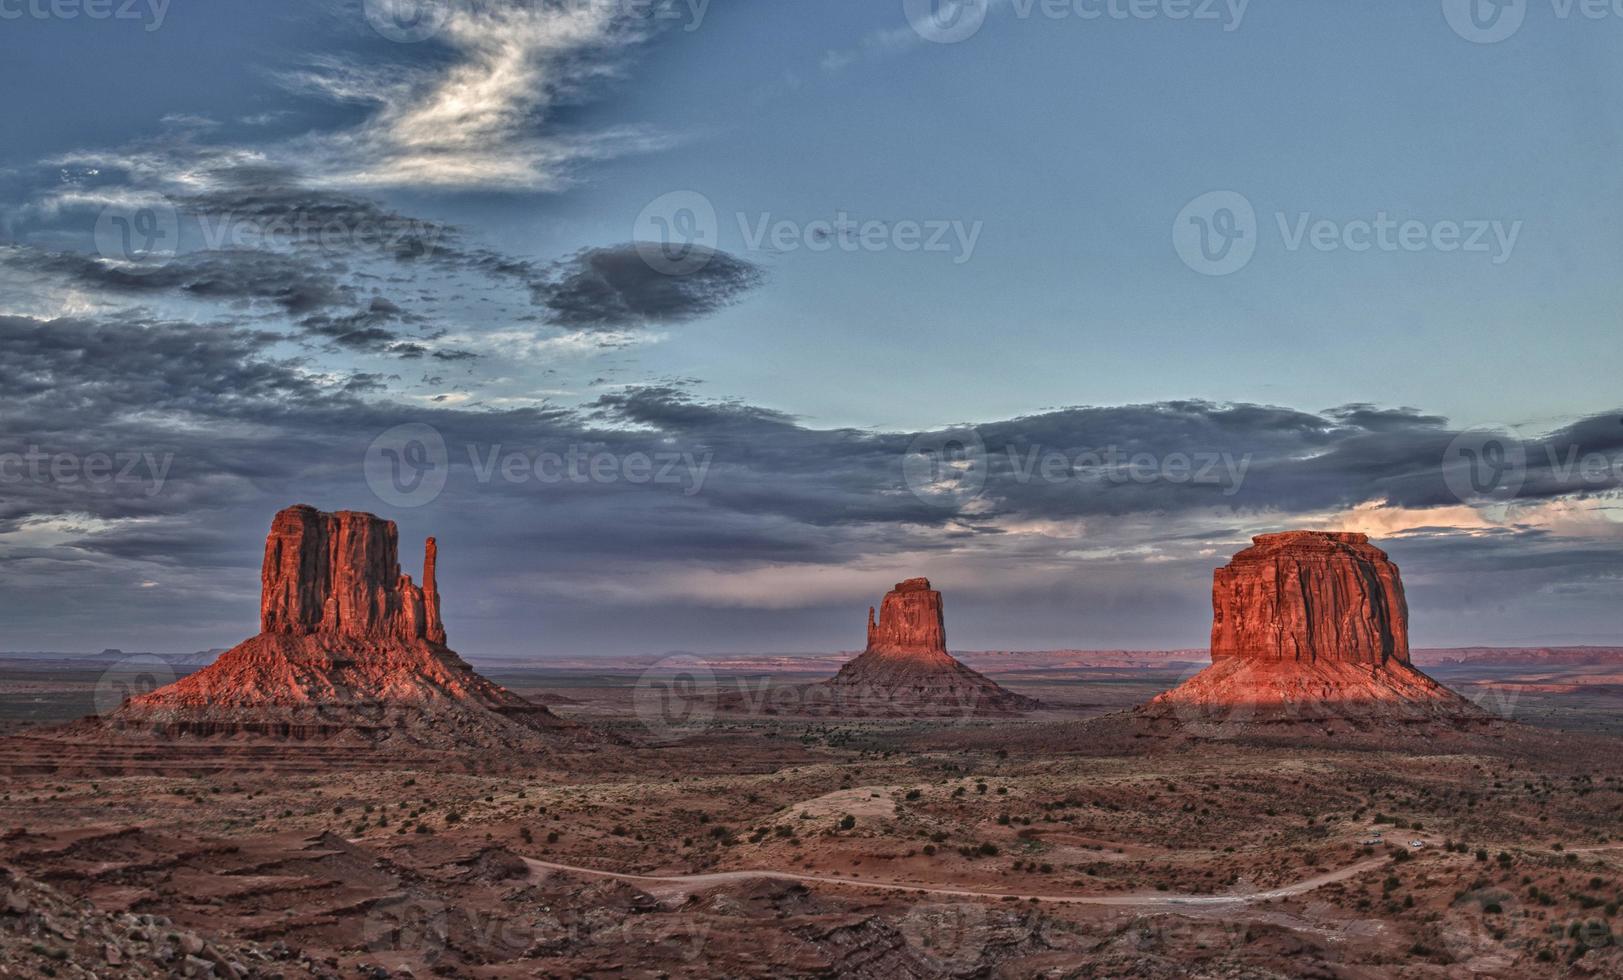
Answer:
[828,578,1037,716]
[259,505,444,644]
[1144,531,1481,728]
[104,505,566,749]
[1211,531,1409,666]
[865,577,948,657]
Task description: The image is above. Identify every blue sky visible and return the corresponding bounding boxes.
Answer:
[3,0,1623,655]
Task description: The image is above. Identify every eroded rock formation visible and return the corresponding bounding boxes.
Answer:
[865,577,948,657]
[825,578,1038,716]
[1211,531,1408,666]
[1142,532,1483,728]
[259,505,445,642]
[98,505,569,750]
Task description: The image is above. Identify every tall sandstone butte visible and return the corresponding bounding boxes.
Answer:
[258,505,446,643]
[1211,531,1409,666]
[103,505,567,748]
[825,578,1038,716]
[1144,531,1481,726]
[865,577,949,657]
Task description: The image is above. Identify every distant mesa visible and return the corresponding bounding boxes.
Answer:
[1140,531,1487,728]
[821,577,1039,717]
[93,505,571,750]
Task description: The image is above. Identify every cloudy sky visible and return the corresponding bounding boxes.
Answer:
[2,0,1622,657]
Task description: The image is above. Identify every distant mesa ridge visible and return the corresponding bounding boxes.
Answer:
[1142,530,1487,726]
[825,577,1038,716]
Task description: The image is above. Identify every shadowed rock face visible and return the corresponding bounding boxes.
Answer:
[827,578,1038,716]
[1211,531,1409,666]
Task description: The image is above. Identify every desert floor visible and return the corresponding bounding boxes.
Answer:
[1,659,1622,977]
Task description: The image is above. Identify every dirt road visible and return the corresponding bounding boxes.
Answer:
[523,854,1392,907]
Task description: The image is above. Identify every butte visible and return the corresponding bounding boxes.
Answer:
[93,505,572,752]
[1139,531,1486,730]
[821,578,1039,717]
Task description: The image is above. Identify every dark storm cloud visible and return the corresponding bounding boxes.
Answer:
[178,168,459,263]
[529,244,765,329]
[299,297,415,352]
[176,168,540,278]
[4,312,1622,650]
[2,246,349,314]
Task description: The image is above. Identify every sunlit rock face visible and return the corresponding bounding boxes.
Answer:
[824,578,1038,716]
[99,506,567,748]
[864,577,949,659]
[259,505,445,644]
[1211,531,1408,666]
[1142,532,1484,727]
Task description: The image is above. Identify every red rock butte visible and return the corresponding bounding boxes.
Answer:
[1143,531,1483,727]
[825,578,1038,716]
[258,505,446,644]
[97,505,569,749]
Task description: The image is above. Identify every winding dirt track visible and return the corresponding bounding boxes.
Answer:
[523,854,1392,907]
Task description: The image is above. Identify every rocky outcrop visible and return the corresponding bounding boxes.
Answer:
[865,577,948,657]
[259,505,444,643]
[1211,531,1408,666]
[1142,532,1485,729]
[95,505,570,750]
[824,579,1038,717]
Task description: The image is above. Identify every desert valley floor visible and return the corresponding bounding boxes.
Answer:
[3,650,1623,978]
